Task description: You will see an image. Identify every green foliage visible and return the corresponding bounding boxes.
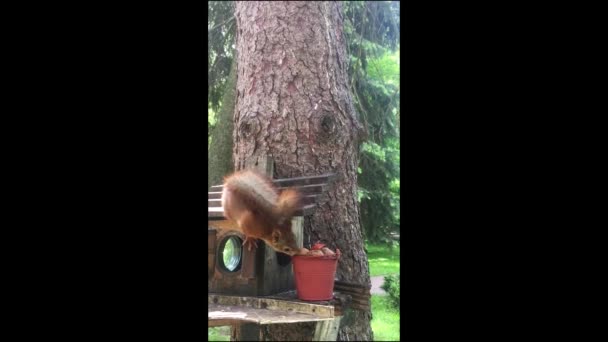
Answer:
[359,135,400,243]
[208,327,230,341]
[380,274,400,310]
[208,1,236,113]
[344,1,401,243]
[208,106,217,144]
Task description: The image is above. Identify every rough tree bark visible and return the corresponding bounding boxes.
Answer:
[234,1,371,340]
[208,61,237,190]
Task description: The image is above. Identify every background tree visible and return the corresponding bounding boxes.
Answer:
[233,1,372,340]
[343,1,400,245]
[208,61,236,189]
[208,1,401,244]
[208,1,237,189]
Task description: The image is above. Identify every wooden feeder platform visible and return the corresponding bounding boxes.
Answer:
[208,292,353,341]
[208,293,335,327]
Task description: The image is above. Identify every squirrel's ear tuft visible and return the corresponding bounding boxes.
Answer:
[272,230,281,243]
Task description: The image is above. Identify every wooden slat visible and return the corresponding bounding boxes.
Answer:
[209,173,336,190]
[208,184,327,199]
[265,290,352,317]
[208,204,316,219]
[289,184,326,195]
[208,192,222,199]
[208,194,319,208]
[274,173,336,187]
[208,219,238,230]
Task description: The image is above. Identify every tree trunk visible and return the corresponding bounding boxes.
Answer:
[234,2,371,341]
[208,60,237,190]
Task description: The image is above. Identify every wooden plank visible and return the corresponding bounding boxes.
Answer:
[208,319,238,327]
[209,303,334,325]
[266,290,352,317]
[265,290,339,306]
[208,219,238,231]
[208,294,334,318]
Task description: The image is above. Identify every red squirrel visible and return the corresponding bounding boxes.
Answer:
[221,170,302,256]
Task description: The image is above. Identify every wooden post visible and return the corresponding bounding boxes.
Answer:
[245,155,274,176]
[232,322,262,341]
[233,156,272,341]
[208,229,217,280]
[313,317,342,341]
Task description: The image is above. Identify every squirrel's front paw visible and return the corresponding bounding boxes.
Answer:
[242,236,258,251]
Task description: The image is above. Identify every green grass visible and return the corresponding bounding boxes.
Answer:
[366,242,400,276]
[208,326,230,341]
[371,294,400,341]
[367,242,401,341]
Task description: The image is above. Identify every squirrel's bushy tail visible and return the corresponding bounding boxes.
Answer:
[274,189,301,223]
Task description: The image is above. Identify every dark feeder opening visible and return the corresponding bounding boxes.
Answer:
[276,251,292,267]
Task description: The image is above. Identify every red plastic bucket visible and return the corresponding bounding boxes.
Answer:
[292,251,340,301]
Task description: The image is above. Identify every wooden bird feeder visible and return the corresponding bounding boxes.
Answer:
[208,156,369,341]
